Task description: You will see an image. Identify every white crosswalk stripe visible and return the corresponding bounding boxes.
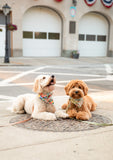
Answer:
[0,65,113,102]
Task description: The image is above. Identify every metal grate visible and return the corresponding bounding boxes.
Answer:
[10,114,112,132]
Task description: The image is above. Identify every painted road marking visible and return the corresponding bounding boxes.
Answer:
[0,65,113,103]
[0,65,112,102]
[32,72,105,77]
[56,78,109,84]
[0,77,112,87]
[0,95,15,100]
[104,64,113,81]
[0,83,33,87]
[0,66,48,84]
[0,90,112,102]
[104,64,112,74]
[0,71,22,73]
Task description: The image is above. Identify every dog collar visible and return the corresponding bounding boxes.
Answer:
[70,97,83,108]
[38,93,54,104]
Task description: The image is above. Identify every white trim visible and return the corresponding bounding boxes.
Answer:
[0,25,5,57]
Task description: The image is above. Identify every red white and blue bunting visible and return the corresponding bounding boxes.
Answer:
[101,0,113,8]
[84,0,97,6]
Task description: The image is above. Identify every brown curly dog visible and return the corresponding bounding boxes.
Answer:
[62,80,97,120]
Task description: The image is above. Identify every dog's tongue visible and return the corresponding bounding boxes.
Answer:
[49,79,54,85]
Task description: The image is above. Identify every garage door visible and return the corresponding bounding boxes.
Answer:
[23,7,61,57]
[78,13,108,57]
[0,25,5,57]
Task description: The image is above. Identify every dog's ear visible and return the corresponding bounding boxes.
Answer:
[64,80,75,95]
[64,84,69,95]
[83,82,88,96]
[33,79,39,93]
[33,78,42,93]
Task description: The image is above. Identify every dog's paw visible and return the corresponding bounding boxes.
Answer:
[48,113,57,120]
[76,111,90,121]
[33,112,57,121]
[55,110,69,118]
[61,103,67,110]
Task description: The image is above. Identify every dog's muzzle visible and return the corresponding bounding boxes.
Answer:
[46,75,56,87]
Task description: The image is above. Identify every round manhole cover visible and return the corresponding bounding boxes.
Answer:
[10,114,112,132]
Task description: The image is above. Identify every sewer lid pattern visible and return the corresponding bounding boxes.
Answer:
[10,114,112,132]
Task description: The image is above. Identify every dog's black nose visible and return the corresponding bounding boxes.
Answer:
[51,75,55,78]
[75,91,79,94]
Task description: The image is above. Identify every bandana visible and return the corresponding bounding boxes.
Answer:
[66,97,83,112]
[70,97,83,108]
[38,93,54,104]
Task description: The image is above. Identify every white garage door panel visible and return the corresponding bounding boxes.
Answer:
[23,7,61,57]
[78,13,108,57]
[0,26,5,57]
[23,39,60,57]
[79,41,107,57]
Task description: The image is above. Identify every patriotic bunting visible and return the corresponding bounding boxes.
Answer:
[84,0,97,6]
[101,0,113,8]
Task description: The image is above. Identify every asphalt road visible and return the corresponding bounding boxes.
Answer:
[0,64,113,101]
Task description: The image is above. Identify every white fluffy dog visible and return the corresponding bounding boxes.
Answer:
[12,75,68,120]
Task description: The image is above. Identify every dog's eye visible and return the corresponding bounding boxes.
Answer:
[79,86,81,89]
[43,77,46,79]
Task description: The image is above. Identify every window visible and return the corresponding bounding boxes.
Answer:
[23,31,33,39]
[97,35,106,42]
[79,34,85,41]
[86,35,96,41]
[35,32,47,39]
[69,21,76,34]
[48,33,60,40]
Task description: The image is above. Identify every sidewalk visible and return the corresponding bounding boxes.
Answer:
[0,92,113,160]
[0,57,113,66]
[0,57,113,160]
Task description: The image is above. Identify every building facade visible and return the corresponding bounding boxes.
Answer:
[0,0,113,57]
